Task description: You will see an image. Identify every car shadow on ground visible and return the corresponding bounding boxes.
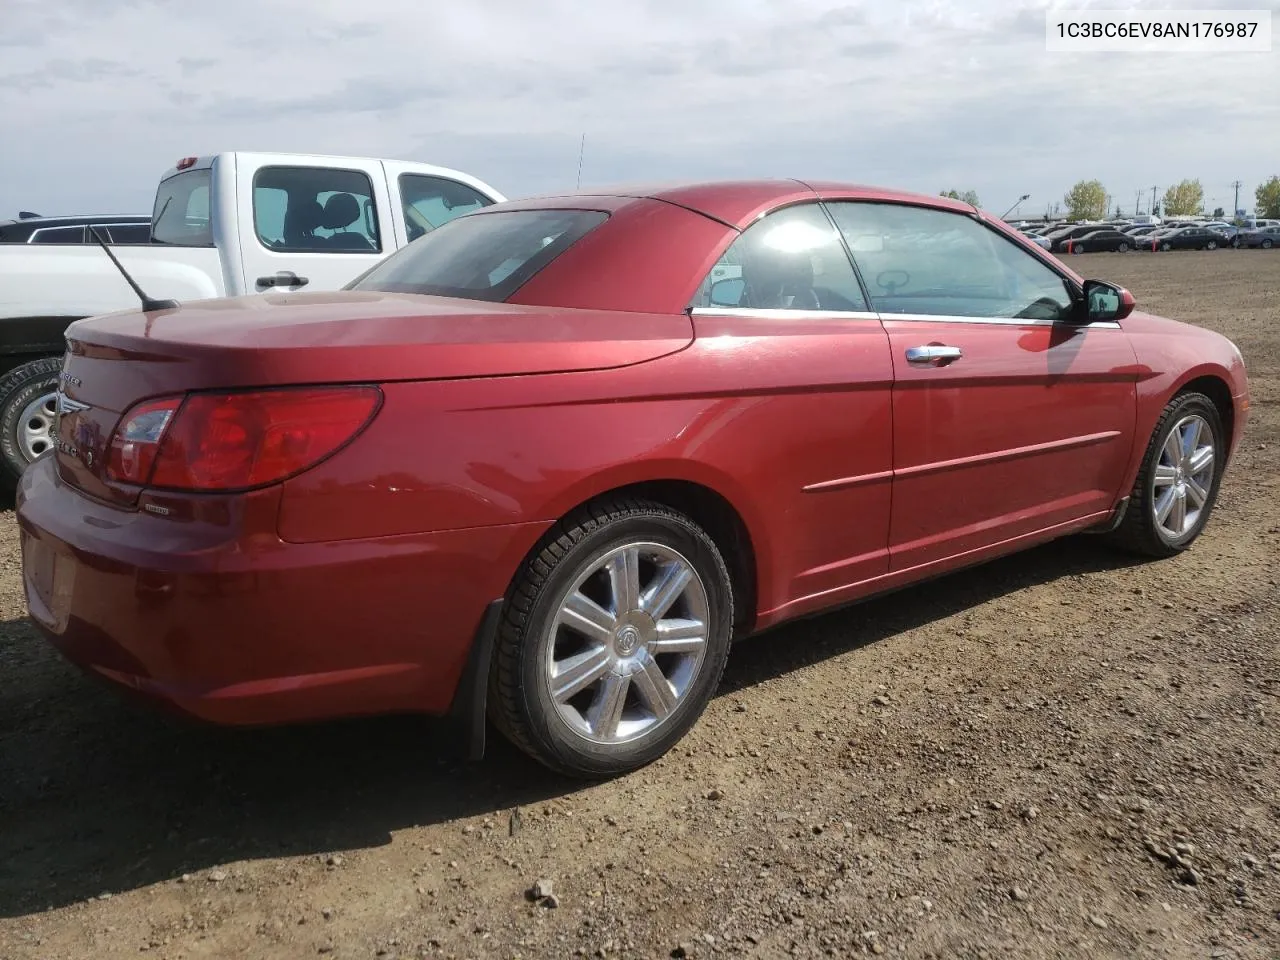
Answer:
[0,535,1147,918]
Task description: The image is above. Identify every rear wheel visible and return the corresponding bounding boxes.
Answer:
[489,497,734,778]
[1105,392,1225,558]
[1263,238,1274,249]
[0,357,63,497]
[1206,239,1218,250]
[1161,241,1172,251]
[1117,242,1130,252]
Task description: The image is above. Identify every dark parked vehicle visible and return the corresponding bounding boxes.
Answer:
[1063,229,1136,253]
[1047,224,1108,251]
[0,214,151,245]
[1237,225,1280,249]
[1146,227,1227,251]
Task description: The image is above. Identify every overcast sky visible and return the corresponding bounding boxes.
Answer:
[2,0,1277,220]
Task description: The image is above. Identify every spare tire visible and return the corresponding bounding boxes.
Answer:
[1,356,63,497]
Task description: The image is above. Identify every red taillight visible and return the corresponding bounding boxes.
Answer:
[106,397,183,485]
[106,386,381,492]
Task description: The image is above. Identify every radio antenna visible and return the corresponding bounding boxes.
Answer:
[576,133,586,190]
[88,225,179,312]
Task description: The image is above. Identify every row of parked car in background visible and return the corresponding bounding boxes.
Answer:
[1010,214,1280,255]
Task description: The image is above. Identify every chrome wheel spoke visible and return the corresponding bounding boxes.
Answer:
[640,561,692,620]
[630,651,677,720]
[651,618,707,654]
[1185,475,1209,509]
[586,673,630,740]
[1169,487,1188,534]
[607,548,641,614]
[559,591,616,644]
[1182,419,1202,458]
[551,646,612,703]
[1163,430,1183,465]
[1153,464,1177,486]
[1154,486,1177,526]
[1188,446,1214,475]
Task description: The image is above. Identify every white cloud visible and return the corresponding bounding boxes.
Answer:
[1,0,1276,218]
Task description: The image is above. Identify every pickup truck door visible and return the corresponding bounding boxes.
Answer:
[233,154,396,295]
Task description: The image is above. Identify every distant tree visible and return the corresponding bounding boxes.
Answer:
[1256,176,1280,219]
[1064,180,1108,220]
[940,189,981,207]
[1162,179,1204,217]
[1213,206,1225,218]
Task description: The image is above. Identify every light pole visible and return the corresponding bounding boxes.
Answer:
[1000,194,1030,220]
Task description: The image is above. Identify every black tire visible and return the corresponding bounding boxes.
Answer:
[1117,242,1130,252]
[1263,239,1274,249]
[1105,391,1226,558]
[1161,242,1172,251]
[0,356,63,498]
[1206,240,1218,250]
[489,497,734,779]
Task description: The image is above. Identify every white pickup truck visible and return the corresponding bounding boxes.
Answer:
[0,151,506,494]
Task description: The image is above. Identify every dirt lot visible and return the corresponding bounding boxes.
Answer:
[1,251,1277,960]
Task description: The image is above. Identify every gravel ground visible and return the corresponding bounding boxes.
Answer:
[1,251,1277,960]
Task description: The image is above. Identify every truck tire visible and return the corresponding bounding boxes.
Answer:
[1,357,63,498]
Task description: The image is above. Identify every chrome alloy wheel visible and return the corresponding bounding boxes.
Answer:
[1152,414,1215,540]
[543,541,710,744]
[18,390,58,462]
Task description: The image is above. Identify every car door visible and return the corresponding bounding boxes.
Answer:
[825,200,1138,574]
[686,200,895,607]
[235,155,395,294]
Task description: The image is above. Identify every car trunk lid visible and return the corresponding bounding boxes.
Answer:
[53,291,693,507]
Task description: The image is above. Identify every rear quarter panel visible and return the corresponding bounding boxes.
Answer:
[277,318,896,624]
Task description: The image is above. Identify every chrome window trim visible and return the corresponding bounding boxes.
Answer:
[690,306,1120,329]
[877,312,1122,330]
[690,307,880,321]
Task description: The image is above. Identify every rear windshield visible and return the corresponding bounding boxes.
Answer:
[152,169,213,246]
[348,208,607,302]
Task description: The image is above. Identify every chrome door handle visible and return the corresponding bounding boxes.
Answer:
[905,344,963,366]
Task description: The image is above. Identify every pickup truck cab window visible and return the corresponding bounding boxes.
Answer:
[399,174,495,242]
[826,201,1075,322]
[252,166,382,254]
[152,170,213,247]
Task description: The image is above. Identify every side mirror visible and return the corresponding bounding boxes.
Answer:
[1082,279,1135,322]
[709,277,745,307]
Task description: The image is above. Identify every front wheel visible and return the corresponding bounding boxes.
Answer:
[1117,242,1130,252]
[1263,239,1274,249]
[1161,242,1172,251]
[1206,240,1218,250]
[489,498,734,778]
[0,356,63,498]
[1105,392,1225,558]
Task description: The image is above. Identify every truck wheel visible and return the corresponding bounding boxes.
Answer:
[0,357,63,497]
[489,497,734,779]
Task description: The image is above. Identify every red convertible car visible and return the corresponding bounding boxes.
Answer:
[17,180,1249,778]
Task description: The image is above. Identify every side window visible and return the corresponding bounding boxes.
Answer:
[690,203,867,311]
[105,224,151,244]
[398,174,494,242]
[827,201,1075,321]
[252,166,382,254]
[30,226,86,244]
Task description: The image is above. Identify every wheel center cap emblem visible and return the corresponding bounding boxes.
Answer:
[616,625,641,655]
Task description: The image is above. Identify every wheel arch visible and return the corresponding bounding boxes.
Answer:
[1173,372,1235,462]
[529,467,768,638]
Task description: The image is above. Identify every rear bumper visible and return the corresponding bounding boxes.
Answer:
[16,455,548,726]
